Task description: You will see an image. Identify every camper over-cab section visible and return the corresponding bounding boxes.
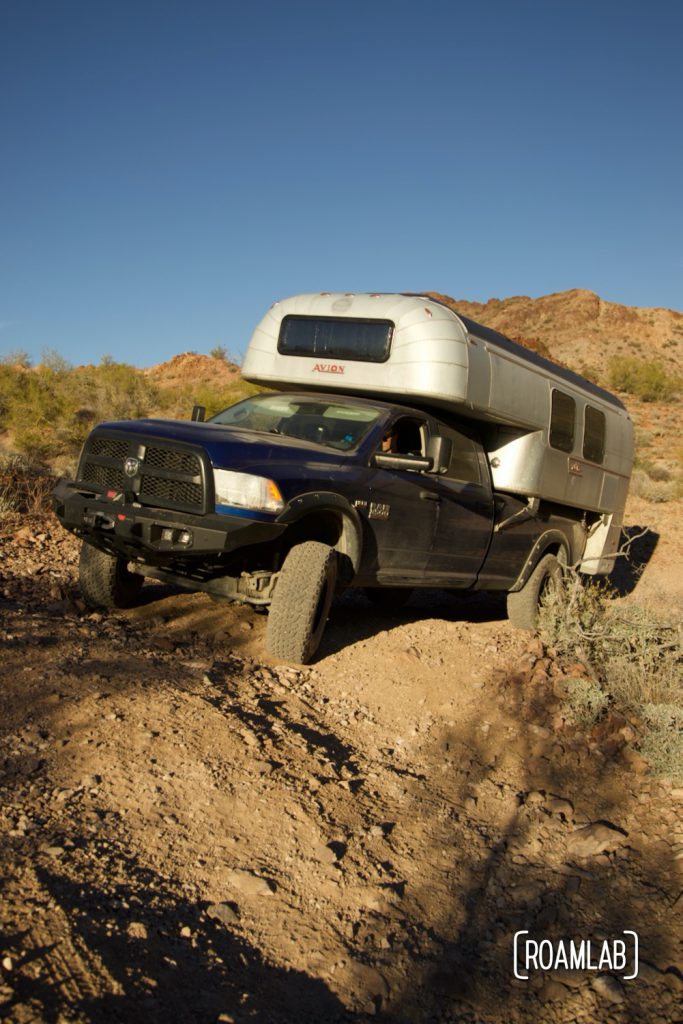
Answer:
[243,292,634,573]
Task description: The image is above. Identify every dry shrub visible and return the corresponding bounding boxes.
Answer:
[0,453,54,519]
[538,569,682,780]
[639,705,683,785]
[629,468,680,503]
[562,675,609,729]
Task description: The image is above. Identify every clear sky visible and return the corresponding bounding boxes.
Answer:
[1,0,681,367]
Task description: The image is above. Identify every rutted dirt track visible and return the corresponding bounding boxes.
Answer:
[0,506,682,1023]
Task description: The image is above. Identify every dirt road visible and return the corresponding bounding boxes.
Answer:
[0,505,681,1023]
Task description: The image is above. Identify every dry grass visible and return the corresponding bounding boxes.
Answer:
[0,454,54,519]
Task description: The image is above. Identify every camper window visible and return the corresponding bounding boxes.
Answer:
[549,390,575,453]
[583,406,606,464]
[278,316,393,363]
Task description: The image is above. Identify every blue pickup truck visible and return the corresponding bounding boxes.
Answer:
[53,293,633,662]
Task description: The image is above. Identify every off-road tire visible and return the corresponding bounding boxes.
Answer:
[364,587,412,610]
[266,542,337,663]
[506,553,563,631]
[79,542,144,610]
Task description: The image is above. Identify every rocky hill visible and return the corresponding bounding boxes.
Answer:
[143,352,241,391]
[427,288,683,378]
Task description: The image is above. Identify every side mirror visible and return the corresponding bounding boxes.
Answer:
[373,452,434,473]
[426,435,452,474]
[191,404,206,422]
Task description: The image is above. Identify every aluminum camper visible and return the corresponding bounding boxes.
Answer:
[242,292,634,574]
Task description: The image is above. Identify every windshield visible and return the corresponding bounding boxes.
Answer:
[210,394,382,451]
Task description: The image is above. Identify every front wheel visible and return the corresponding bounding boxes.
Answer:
[266,542,337,663]
[79,542,144,610]
[506,553,563,631]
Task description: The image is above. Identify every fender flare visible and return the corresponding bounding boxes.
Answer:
[509,530,571,593]
[277,491,363,574]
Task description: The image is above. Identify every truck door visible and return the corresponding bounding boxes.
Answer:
[362,416,439,582]
[425,424,494,587]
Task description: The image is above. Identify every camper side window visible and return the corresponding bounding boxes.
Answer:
[549,390,575,453]
[583,406,606,463]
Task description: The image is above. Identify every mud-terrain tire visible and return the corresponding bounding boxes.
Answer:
[266,542,337,663]
[506,553,563,631]
[364,587,412,610]
[79,542,144,610]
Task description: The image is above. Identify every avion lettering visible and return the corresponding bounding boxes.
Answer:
[312,363,345,374]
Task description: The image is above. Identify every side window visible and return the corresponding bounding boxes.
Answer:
[440,427,482,484]
[583,406,606,463]
[549,389,575,453]
[379,417,426,456]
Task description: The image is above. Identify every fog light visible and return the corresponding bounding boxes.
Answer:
[161,528,174,541]
[178,530,192,546]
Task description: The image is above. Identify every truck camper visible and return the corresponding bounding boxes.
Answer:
[54,292,634,663]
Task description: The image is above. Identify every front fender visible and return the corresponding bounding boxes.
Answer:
[277,491,363,574]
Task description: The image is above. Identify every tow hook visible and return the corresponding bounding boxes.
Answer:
[83,511,116,530]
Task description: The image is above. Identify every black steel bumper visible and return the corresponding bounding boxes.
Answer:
[53,478,286,563]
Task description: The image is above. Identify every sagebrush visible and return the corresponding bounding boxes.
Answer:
[538,568,682,783]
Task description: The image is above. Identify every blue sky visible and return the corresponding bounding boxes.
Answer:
[1,0,681,367]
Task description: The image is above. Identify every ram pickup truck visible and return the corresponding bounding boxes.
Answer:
[54,292,633,662]
[54,389,590,663]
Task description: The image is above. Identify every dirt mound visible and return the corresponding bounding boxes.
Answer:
[0,500,681,1023]
[144,352,241,390]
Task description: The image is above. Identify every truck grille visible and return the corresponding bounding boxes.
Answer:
[78,433,209,515]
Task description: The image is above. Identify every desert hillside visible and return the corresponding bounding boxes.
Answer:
[428,288,683,378]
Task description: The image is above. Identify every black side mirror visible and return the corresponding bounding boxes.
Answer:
[426,435,452,474]
[191,404,206,422]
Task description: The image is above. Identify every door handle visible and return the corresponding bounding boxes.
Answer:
[419,491,441,502]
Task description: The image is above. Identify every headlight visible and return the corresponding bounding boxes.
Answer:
[213,469,284,514]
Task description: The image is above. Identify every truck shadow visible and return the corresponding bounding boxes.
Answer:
[318,589,508,660]
[607,525,659,597]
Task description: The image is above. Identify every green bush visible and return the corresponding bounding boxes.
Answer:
[608,356,681,401]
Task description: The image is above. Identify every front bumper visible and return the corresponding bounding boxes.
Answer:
[53,478,286,563]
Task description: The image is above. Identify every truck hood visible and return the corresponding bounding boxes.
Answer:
[92,418,345,470]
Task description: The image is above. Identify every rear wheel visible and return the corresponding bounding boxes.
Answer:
[506,553,563,630]
[79,542,144,610]
[266,541,337,663]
